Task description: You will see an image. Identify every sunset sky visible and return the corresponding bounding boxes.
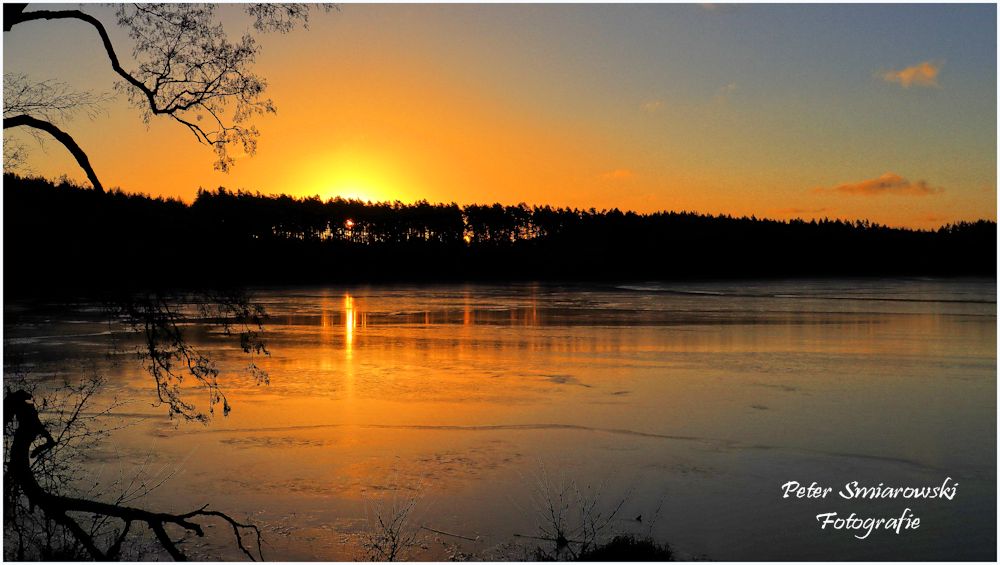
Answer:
[4,3,996,228]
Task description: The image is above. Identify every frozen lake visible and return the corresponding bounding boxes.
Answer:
[5,279,996,560]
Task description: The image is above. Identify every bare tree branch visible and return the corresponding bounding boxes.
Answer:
[106,289,269,422]
[3,73,112,123]
[5,391,264,561]
[3,114,104,192]
[5,4,328,173]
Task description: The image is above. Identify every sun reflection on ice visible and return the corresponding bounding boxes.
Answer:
[344,293,355,357]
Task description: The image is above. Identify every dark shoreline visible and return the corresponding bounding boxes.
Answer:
[5,173,996,298]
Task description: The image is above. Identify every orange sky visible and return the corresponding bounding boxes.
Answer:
[4,4,996,228]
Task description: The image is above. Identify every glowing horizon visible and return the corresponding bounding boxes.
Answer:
[4,4,996,229]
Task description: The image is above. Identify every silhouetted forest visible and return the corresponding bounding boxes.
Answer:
[5,174,995,295]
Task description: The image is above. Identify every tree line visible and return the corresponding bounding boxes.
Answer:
[5,173,995,295]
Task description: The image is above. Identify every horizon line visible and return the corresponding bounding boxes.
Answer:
[8,172,996,234]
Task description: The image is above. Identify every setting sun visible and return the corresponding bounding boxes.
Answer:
[299,149,413,203]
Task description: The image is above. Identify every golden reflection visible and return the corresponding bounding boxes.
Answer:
[344,293,355,357]
[341,293,359,403]
[342,292,369,362]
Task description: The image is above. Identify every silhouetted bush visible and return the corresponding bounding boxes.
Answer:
[576,535,673,561]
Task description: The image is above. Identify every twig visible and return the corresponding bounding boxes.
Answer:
[512,532,586,545]
[420,525,479,542]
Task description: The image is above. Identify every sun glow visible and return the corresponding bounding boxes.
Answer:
[327,184,377,202]
[300,149,413,204]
